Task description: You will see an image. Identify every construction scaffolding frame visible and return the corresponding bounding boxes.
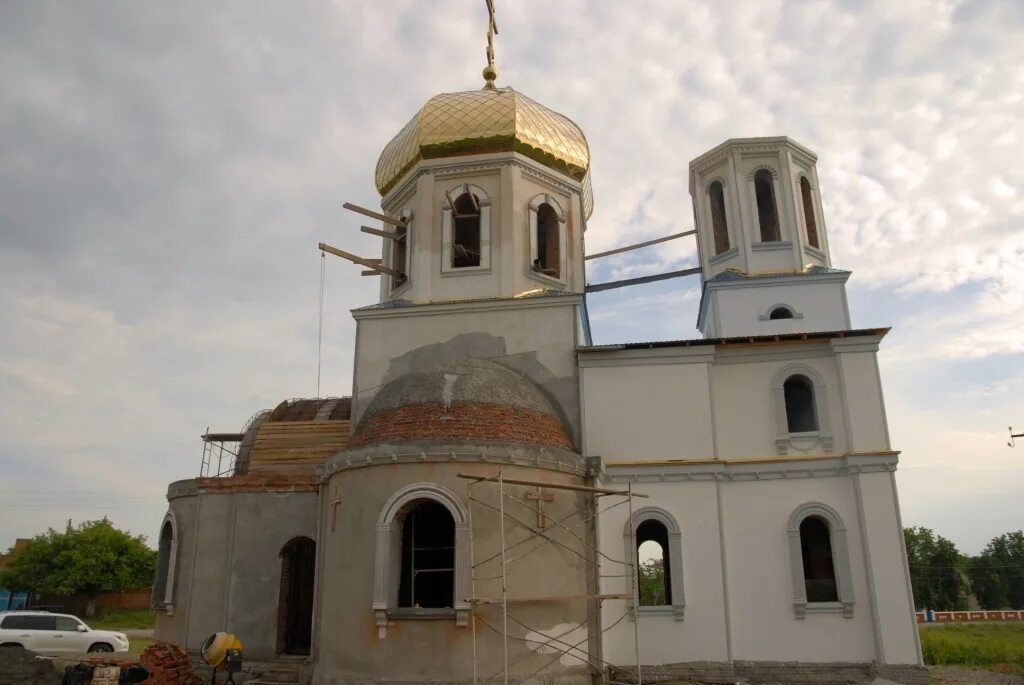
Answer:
[459,470,649,685]
[199,428,242,477]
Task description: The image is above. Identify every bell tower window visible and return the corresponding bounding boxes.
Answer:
[534,203,560,278]
[452,193,481,268]
[800,176,819,248]
[708,181,730,254]
[784,374,818,433]
[754,169,781,242]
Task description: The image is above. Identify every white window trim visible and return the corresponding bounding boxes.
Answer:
[797,175,824,251]
[705,178,732,256]
[441,182,491,275]
[373,482,470,637]
[623,506,685,621]
[387,209,413,296]
[759,303,805,321]
[771,364,834,455]
[152,511,178,616]
[787,502,855,619]
[747,165,784,243]
[527,193,567,287]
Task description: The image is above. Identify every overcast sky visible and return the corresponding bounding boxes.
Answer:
[1,0,1021,555]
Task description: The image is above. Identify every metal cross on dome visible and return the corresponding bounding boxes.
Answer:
[483,0,499,89]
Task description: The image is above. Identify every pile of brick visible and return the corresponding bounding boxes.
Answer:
[137,640,205,685]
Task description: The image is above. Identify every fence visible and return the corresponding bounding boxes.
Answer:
[916,609,1024,623]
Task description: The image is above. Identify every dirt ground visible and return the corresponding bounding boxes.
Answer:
[929,666,1024,685]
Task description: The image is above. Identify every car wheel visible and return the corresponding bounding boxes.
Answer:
[88,643,114,653]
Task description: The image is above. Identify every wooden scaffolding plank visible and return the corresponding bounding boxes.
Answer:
[320,242,403,278]
[457,473,647,497]
[342,202,407,228]
[469,593,631,605]
[584,230,696,261]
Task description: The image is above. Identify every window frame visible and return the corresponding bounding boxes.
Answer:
[771,364,834,455]
[387,209,413,295]
[748,166,782,243]
[373,482,470,635]
[152,511,178,615]
[441,183,492,275]
[787,502,855,618]
[622,507,685,621]
[527,193,567,287]
[706,179,731,255]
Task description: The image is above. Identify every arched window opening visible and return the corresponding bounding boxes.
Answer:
[769,306,794,320]
[799,517,838,602]
[533,203,560,278]
[277,537,316,655]
[800,177,819,249]
[391,223,408,289]
[635,520,671,606]
[152,520,173,605]
[708,181,730,254]
[754,169,780,242]
[398,500,455,609]
[784,374,818,433]
[453,193,481,268]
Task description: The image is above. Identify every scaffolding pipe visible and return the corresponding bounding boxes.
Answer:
[498,470,509,685]
[628,482,642,685]
[468,478,478,685]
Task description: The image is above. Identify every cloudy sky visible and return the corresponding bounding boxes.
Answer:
[1,0,1021,556]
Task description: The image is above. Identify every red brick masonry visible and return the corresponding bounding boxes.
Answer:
[350,401,574,451]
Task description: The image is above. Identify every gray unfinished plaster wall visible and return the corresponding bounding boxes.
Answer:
[314,456,593,685]
[156,483,318,659]
[351,297,583,446]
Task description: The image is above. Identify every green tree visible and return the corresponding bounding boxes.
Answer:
[638,557,666,606]
[903,527,965,610]
[968,531,1024,609]
[0,519,156,598]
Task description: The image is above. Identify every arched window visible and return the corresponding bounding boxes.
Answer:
[800,177,819,249]
[373,482,470,633]
[388,210,411,290]
[769,306,794,320]
[784,375,818,433]
[787,503,854,618]
[152,513,177,613]
[277,537,316,655]
[708,181,730,254]
[754,169,780,242]
[452,193,481,268]
[799,517,837,602]
[398,500,455,609]
[623,507,685,620]
[534,203,560,278]
[636,521,671,606]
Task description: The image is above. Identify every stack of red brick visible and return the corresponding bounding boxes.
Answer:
[138,641,205,685]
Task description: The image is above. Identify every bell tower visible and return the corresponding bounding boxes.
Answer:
[688,137,852,338]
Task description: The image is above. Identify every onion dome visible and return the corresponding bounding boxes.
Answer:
[375,87,593,218]
[349,358,574,451]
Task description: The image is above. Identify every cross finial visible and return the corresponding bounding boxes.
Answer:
[483,0,499,89]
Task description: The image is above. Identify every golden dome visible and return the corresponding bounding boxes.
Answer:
[375,87,593,217]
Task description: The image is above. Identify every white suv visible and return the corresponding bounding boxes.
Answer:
[0,611,130,655]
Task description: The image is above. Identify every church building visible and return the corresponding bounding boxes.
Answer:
[153,30,926,685]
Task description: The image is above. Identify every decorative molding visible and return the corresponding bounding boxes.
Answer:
[786,502,855,619]
[623,507,686,621]
[746,163,780,180]
[351,291,582,320]
[599,452,898,484]
[751,240,793,252]
[791,151,816,169]
[758,303,805,321]
[320,448,587,481]
[373,482,470,636]
[771,364,835,456]
[690,151,730,177]
[708,246,738,266]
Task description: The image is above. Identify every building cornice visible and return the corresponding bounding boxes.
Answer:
[598,451,899,483]
[352,291,582,320]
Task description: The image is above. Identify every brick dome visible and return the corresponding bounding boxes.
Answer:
[349,359,573,451]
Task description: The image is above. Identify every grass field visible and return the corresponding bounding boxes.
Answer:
[920,623,1024,675]
[87,608,156,631]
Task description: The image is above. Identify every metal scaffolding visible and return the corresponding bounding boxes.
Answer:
[199,428,242,477]
[459,470,648,685]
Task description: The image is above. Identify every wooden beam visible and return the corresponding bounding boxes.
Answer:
[360,225,405,241]
[585,266,701,293]
[319,242,403,278]
[585,230,696,261]
[457,472,648,497]
[342,202,407,228]
[361,270,379,276]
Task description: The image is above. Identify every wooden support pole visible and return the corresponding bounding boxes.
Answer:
[585,230,696,261]
[342,202,407,228]
[585,266,701,293]
[319,242,403,278]
[457,473,648,497]
[360,225,405,241]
